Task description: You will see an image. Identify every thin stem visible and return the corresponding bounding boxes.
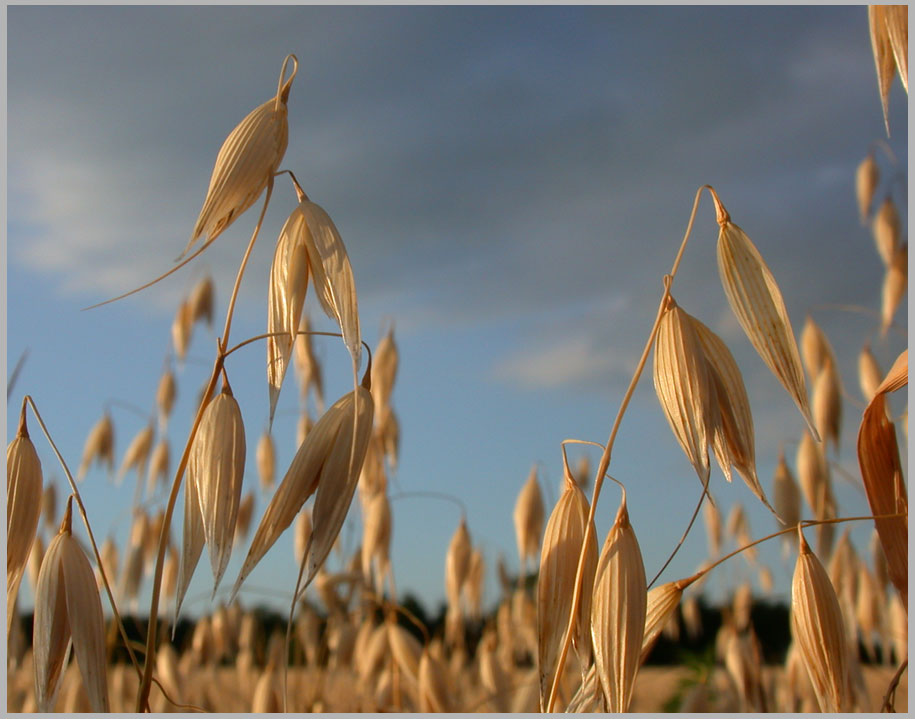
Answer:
[546,184,712,712]
[23,396,143,681]
[647,482,707,589]
[387,490,468,521]
[136,180,273,711]
[881,658,907,712]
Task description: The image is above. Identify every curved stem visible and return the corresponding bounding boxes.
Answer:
[23,396,143,680]
[546,184,712,712]
[136,179,273,711]
[387,490,468,520]
[647,481,707,589]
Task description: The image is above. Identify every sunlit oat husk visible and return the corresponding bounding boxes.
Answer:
[357,622,389,682]
[464,546,485,620]
[855,152,880,223]
[418,648,452,712]
[77,411,114,481]
[869,5,899,134]
[171,299,193,364]
[857,348,908,606]
[378,405,400,471]
[714,201,817,438]
[27,531,45,597]
[300,199,362,372]
[796,429,828,516]
[870,527,890,594]
[479,631,510,711]
[514,465,545,570]
[175,453,205,622]
[812,357,842,453]
[858,343,883,401]
[34,501,109,713]
[773,448,800,541]
[188,274,215,328]
[689,312,773,513]
[181,54,297,260]
[880,242,907,336]
[371,325,399,411]
[590,493,647,712]
[155,642,183,708]
[267,205,312,425]
[156,368,177,433]
[732,581,754,631]
[800,314,836,385]
[872,196,901,267]
[883,4,908,92]
[294,509,312,567]
[640,575,697,665]
[361,489,392,593]
[294,314,325,412]
[653,299,715,489]
[297,409,314,448]
[7,410,43,633]
[703,494,721,557]
[235,491,255,542]
[117,422,154,485]
[161,545,178,603]
[189,382,246,594]
[445,518,472,610]
[791,528,852,712]
[97,536,118,594]
[234,383,373,598]
[146,437,170,498]
[856,565,881,662]
[725,502,747,541]
[387,619,422,687]
[537,470,597,709]
[565,663,606,712]
[256,430,276,491]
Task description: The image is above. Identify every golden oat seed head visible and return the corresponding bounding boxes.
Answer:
[855,152,880,223]
[872,196,901,267]
[256,430,276,491]
[513,465,545,567]
[715,210,817,439]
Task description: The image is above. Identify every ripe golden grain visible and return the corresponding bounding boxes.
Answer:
[513,465,545,571]
[791,527,852,712]
[76,411,114,481]
[773,448,801,541]
[146,437,170,498]
[293,315,325,413]
[117,422,154,485]
[33,499,109,712]
[872,196,901,267]
[7,408,43,633]
[869,5,903,133]
[188,274,215,328]
[590,494,647,712]
[714,197,816,438]
[812,356,842,453]
[256,430,276,491]
[445,518,472,610]
[537,469,597,709]
[880,242,907,336]
[855,152,880,223]
[858,343,884,402]
[156,368,177,433]
[182,54,297,259]
[171,299,194,363]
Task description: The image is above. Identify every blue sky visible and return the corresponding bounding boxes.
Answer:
[6,5,908,619]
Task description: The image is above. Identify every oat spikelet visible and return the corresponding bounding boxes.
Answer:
[41,481,57,530]
[702,494,722,558]
[294,509,312,567]
[883,5,908,92]
[190,380,246,594]
[34,500,109,712]
[537,468,597,709]
[233,383,373,598]
[870,5,898,134]
[361,489,392,594]
[117,422,154,485]
[387,619,422,687]
[653,298,714,489]
[156,368,177,433]
[175,431,205,622]
[463,546,485,620]
[714,197,816,438]
[855,151,880,223]
[514,465,545,571]
[7,408,43,633]
[171,299,193,364]
[445,518,472,610]
[76,411,114,481]
[267,204,312,425]
[791,527,852,712]
[858,343,884,402]
[857,348,907,606]
[590,491,647,712]
[371,325,399,412]
[812,356,842,453]
[146,438,170,498]
[181,54,297,259]
[299,198,362,372]
[872,196,901,267]
[256,430,276,491]
[773,448,801,541]
[235,491,255,542]
[640,575,697,665]
[188,274,215,328]
[418,648,452,712]
[880,242,907,336]
[800,314,836,385]
[689,312,774,513]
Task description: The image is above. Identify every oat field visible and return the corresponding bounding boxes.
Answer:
[6,6,908,714]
